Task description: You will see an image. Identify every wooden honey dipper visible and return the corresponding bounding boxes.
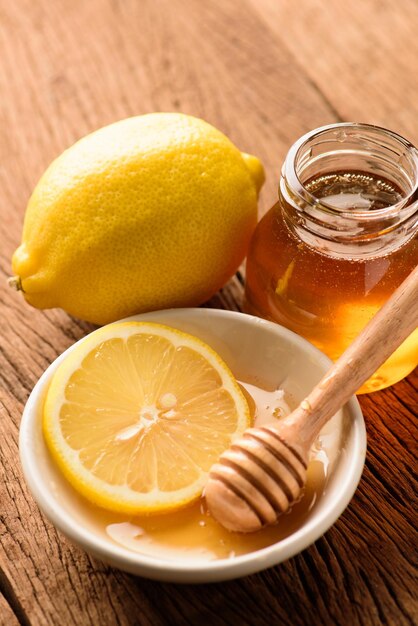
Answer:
[205,265,418,532]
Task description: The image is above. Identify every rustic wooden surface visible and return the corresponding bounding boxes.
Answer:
[0,0,417,624]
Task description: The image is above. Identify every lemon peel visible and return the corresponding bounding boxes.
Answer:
[11,113,264,324]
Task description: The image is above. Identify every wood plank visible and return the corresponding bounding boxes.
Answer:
[0,0,343,232]
[0,0,343,622]
[248,0,418,145]
[0,0,416,624]
[0,594,20,626]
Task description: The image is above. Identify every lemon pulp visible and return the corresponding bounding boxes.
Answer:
[43,322,251,514]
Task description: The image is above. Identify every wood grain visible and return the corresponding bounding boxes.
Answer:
[0,0,417,624]
[249,0,418,145]
[0,593,20,626]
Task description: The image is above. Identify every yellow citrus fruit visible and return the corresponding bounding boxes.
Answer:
[43,321,251,514]
[11,113,264,324]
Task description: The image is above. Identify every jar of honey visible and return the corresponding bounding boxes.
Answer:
[245,123,418,393]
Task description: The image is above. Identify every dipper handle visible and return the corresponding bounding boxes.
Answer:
[205,264,418,532]
[281,263,418,448]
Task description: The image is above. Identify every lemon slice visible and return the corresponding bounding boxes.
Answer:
[43,321,251,514]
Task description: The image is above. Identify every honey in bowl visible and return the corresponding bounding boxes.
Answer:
[47,378,337,562]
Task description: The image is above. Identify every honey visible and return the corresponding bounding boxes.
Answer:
[56,379,334,561]
[245,125,418,393]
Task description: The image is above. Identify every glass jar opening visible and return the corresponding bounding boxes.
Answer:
[280,123,418,258]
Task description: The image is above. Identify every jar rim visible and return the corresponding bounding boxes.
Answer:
[284,122,418,221]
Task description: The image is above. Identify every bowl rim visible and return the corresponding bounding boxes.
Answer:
[19,308,366,582]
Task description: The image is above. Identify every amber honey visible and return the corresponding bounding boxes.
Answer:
[246,173,418,393]
[245,124,418,393]
[60,380,333,561]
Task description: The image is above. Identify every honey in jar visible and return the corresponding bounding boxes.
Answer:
[245,124,418,393]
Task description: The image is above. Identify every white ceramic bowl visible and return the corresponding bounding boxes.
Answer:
[19,308,366,583]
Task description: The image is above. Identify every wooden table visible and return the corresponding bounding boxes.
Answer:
[1,1,417,624]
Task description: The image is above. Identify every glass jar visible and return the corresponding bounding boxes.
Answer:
[245,123,418,393]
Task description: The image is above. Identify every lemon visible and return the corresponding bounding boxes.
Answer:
[43,321,251,514]
[11,113,264,324]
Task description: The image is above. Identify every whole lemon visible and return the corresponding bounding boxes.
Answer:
[11,113,264,325]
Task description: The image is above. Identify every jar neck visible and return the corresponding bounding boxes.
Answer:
[279,123,418,259]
